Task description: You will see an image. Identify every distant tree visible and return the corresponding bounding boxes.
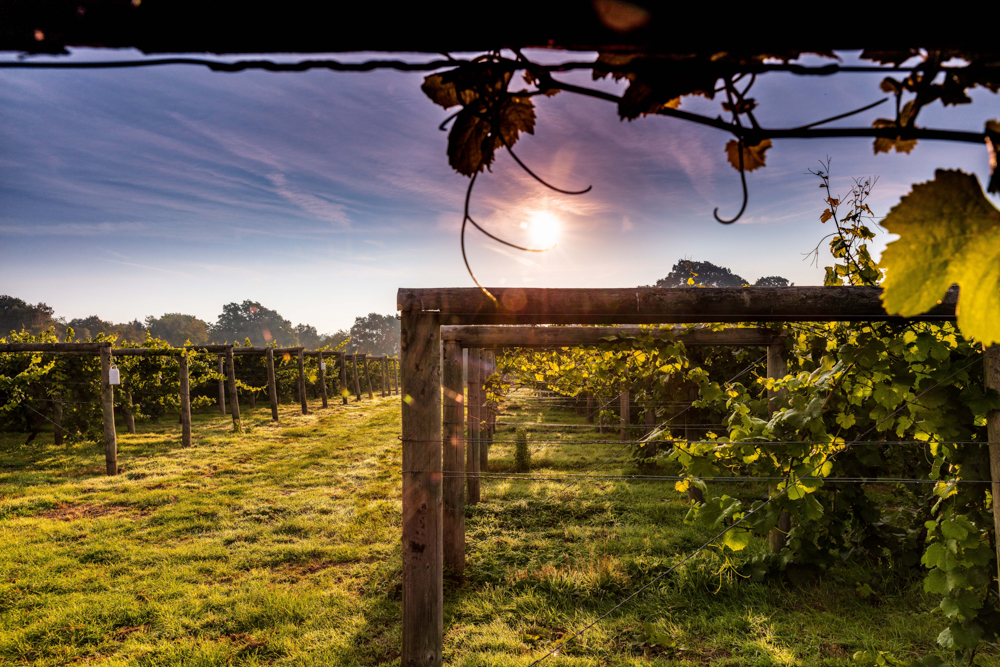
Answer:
[653,260,790,289]
[294,323,323,350]
[145,313,210,346]
[112,319,148,345]
[67,315,114,341]
[655,260,749,288]
[349,313,400,356]
[211,301,298,346]
[753,275,793,287]
[0,295,57,336]
[320,329,351,350]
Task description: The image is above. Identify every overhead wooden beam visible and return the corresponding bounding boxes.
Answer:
[441,325,784,348]
[0,342,108,353]
[399,286,959,325]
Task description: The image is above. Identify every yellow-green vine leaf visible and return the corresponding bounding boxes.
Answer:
[880,169,1000,345]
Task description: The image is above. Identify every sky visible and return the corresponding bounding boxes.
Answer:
[0,49,996,333]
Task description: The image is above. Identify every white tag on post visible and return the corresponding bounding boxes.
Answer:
[109,366,121,385]
[320,362,326,371]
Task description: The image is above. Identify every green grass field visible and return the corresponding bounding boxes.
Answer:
[0,395,994,666]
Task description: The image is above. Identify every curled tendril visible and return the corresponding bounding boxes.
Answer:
[714,138,748,224]
[460,138,593,305]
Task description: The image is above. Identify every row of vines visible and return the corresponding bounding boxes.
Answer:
[0,331,397,444]
[488,177,1000,666]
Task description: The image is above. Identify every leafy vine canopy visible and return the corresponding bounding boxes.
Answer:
[4,1,1000,336]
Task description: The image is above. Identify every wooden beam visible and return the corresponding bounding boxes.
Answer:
[400,311,442,667]
[339,352,348,405]
[401,286,959,325]
[111,348,180,356]
[217,356,226,415]
[318,352,329,409]
[0,342,107,353]
[435,326,785,348]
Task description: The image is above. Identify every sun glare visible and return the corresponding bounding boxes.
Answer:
[523,211,561,248]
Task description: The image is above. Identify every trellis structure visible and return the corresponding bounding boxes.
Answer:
[395,284,999,667]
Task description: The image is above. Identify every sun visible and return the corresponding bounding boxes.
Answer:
[520,211,561,248]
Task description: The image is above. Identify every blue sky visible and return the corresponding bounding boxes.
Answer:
[1,49,995,332]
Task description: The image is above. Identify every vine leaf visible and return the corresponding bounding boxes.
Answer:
[880,169,1000,345]
[872,118,917,154]
[448,105,493,175]
[725,139,771,172]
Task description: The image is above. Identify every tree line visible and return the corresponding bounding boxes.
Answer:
[0,296,400,356]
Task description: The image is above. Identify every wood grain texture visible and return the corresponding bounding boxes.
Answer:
[99,346,117,475]
[442,340,465,576]
[266,348,280,422]
[179,353,192,447]
[466,349,481,504]
[401,286,959,325]
[400,312,442,667]
[984,345,1000,601]
[318,352,329,408]
[0,342,106,353]
[226,347,241,427]
[297,349,308,415]
[441,325,784,348]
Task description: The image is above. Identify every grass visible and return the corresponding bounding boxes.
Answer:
[0,392,995,666]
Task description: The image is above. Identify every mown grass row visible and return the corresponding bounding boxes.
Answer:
[1,394,993,665]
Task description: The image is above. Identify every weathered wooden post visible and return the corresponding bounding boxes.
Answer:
[363,354,375,400]
[99,344,117,475]
[620,388,630,441]
[480,350,493,472]
[442,339,465,576]
[984,344,1000,600]
[352,354,362,402]
[339,352,348,404]
[767,335,791,553]
[400,311,442,667]
[382,355,389,397]
[318,351,329,408]
[466,348,481,504]
[394,357,400,395]
[179,352,192,447]
[53,397,63,446]
[297,349,308,415]
[123,391,136,434]
[217,355,226,415]
[266,348,279,422]
[225,346,241,430]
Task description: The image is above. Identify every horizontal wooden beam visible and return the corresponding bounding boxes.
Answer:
[399,286,959,325]
[111,348,181,356]
[441,326,784,348]
[0,342,109,353]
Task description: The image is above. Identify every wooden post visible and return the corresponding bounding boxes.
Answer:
[179,352,192,447]
[351,352,361,403]
[53,398,63,446]
[340,352,349,404]
[767,337,790,552]
[123,391,136,434]
[586,393,594,424]
[318,352,329,409]
[480,350,493,472]
[466,348,481,504]
[217,355,226,415]
[442,339,465,576]
[225,347,241,430]
[364,355,375,399]
[620,389,630,441]
[266,348,279,422]
[99,345,117,475]
[382,355,389,397]
[984,344,1000,601]
[400,311,442,667]
[394,357,400,395]
[297,349,308,415]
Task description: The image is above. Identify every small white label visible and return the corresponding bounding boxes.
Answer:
[320,362,326,371]
[109,368,121,385]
